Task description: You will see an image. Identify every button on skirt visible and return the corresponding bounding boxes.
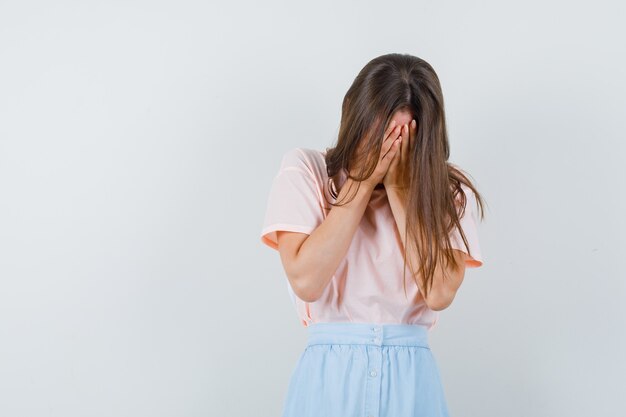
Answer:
[280,322,450,417]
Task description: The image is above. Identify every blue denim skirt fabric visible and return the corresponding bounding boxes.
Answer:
[280,322,450,417]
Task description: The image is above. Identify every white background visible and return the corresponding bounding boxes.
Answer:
[1,1,624,416]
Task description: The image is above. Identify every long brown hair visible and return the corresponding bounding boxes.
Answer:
[322,53,486,301]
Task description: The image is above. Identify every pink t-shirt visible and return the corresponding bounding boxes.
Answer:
[260,147,483,330]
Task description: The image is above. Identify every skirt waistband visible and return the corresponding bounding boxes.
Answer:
[306,322,429,348]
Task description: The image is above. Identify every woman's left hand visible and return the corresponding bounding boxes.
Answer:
[383,119,416,194]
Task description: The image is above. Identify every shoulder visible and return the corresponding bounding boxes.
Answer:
[279,147,326,180]
[456,183,480,221]
[451,182,477,212]
[280,147,323,167]
[460,183,477,203]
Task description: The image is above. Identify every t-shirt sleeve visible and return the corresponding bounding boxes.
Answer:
[260,148,325,250]
[449,187,484,268]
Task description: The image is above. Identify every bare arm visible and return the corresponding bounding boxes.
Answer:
[277,178,375,302]
[385,187,468,311]
[277,122,402,303]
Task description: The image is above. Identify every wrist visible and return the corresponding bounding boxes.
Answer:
[341,177,376,196]
[385,185,408,199]
[361,179,378,194]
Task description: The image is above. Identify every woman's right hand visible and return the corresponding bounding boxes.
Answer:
[350,120,403,189]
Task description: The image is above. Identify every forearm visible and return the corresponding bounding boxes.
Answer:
[294,178,374,301]
[385,188,459,310]
[385,187,413,271]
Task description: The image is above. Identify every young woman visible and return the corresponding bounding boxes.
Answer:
[260,53,485,417]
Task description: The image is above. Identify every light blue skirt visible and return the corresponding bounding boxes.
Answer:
[280,322,450,417]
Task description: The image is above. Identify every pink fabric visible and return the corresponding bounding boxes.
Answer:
[260,147,484,330]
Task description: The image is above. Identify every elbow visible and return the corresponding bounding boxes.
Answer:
[292,285,322,303]
[426,289,457,311]
[296,290,321,303]
[290,273,324,303]
[427,297,452,312]
[282,259,322,303]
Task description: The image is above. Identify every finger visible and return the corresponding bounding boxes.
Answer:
[381,125,402,159]
[387,136,401,169]
[384,119,398,141]
[380,119,398,157]
[382,135,402,164]
[400,123,409,167]
[410,119,416,151]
